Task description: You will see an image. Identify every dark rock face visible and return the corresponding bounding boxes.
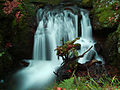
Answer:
[8,32,34,61]
[55,59,103,82]
[54,64,72,82]
[91,16,101,31]
[86,50,96,60]
[20,60,30,67]
[103,32,120,66]
[94,43,104,56]
[78,13,82,37]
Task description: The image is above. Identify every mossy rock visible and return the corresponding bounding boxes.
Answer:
[91,0,120,31]
[80,0,93,8]
[82,0,90,4]
[103,24,120,69]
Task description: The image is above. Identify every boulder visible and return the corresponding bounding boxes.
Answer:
[86,50,96,60]
[94,43,103,56]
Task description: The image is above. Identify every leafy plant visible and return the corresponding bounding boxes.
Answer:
[49,75,120,90]
[55,37,80,61]
[55,37,93,64]
[93,0,120,28]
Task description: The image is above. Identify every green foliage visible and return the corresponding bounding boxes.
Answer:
[82,0,90,4]
[93,0,120,28]
[55,37,80,61]
[97,10,114,27]
[80,0,93,8]
[50,76,120,90]
[58,77,76,89]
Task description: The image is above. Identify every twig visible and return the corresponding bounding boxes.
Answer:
[70,45,93,61]
[78,45,93,58]
[62,46,93,65]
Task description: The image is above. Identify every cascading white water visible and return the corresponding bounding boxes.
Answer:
[13,8,104,90]
[81,11,92,40]
[76,10,104,64]
[33,9,78,60]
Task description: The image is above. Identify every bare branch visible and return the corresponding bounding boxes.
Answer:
[63,46,93,65]
[78,45,93,58]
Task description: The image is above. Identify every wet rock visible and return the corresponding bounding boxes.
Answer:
[55,59,102,82]
[86,50,96,60]
[77,59,102,71]
[20,60,30,67]
[94,43,103,55]
[91,15,102,31]
[64,7,74,14]
[54,64,72,82]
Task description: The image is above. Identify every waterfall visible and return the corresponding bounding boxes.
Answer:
[13,8,104,90]
[33,9,78,60]
[75,10,104,64]
[81,10,92,40]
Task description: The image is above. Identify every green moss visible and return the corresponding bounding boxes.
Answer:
[82,0,90,4]
[98,10,114,27]
[92,0,120,29]
[81,0,93,8]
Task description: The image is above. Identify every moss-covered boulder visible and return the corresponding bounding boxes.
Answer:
[103,24,120,69]
[80,0,93,8]
[91,0,120,31]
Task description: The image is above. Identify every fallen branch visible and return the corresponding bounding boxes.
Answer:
[78,45,93,58]
[62,45,93,65]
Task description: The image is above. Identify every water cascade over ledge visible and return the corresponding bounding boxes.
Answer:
[13,7,104,90]
[76,9,104,64]
[33,8,78,60]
